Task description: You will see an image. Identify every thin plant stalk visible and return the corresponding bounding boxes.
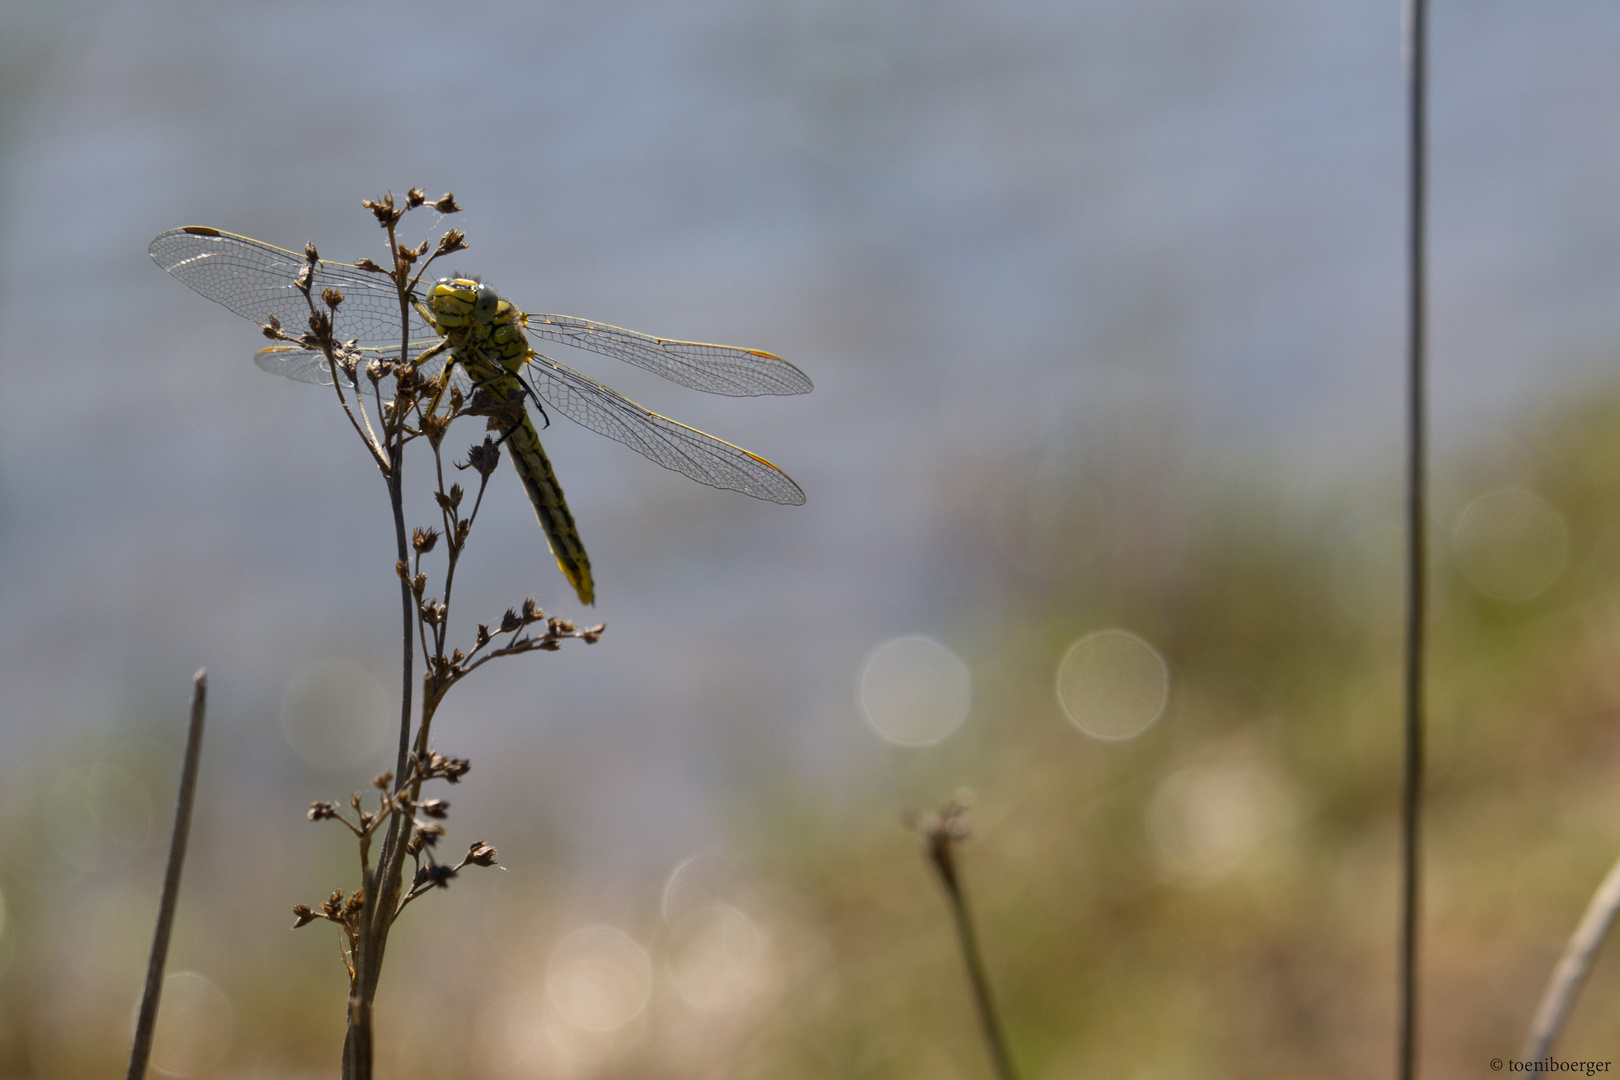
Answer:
[1523,853,1620,1061]
[1398,2,1428,1079]
[125,669,208,1080]
[920,804,1018,1080]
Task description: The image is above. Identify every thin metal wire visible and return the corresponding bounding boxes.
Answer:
[1399,1,1428,1078]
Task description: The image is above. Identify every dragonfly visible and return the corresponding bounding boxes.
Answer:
[149,226,811,605]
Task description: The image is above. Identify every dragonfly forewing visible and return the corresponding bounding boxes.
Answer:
[149,227,438,350]
[523,314,813,397]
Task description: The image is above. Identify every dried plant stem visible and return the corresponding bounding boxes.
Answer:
[126,669,208,1080]
[1523,853,1620,1061]
[925,825,1018,1080]
[1398,2,1428,1079]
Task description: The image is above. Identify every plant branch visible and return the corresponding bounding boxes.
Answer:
[126,670,208,1080]
[1524,852,1620,1062]
[917,799,1018,1080]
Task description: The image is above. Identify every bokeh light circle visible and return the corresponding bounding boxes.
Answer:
[668,903,770,1012]
[1055,629,1169,740]
[142,971,233,1076]
[1451,487,1569,601]
[545,926,653,1033]
[1146,762,1286,881]
[278,659,389,770]
[857,636,971,746]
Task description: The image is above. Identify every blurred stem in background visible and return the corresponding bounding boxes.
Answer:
[125,670,207,1080]
[917,794,1019,1080]
[1399,0,1428,1077]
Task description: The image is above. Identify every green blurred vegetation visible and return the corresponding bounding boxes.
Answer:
[8,378,1620,1079]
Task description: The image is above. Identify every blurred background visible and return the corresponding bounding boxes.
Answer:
[3,1,1620,1077]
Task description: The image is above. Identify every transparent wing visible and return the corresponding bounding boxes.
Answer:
[522,314,812,397]
[523,354,806,505]
[254,345,341,386]
[253,342,455,388]
[150,227,439,349]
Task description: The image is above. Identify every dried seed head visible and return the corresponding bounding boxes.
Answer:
[475,624,491,649]
[436,228,467,257]
[433,192,461,214]
[449,384,465,411]
[406,187,427,209]
[304,241,320,264]
[424,863,457,888]
[291,903,318,929]
[412,572,427,597]
[413,819,446,848]
[521,598,540,623]
[407,833,424,856]
[372,771,394,791]
[499,608,522,634]
[322,287,344,309]
[582,624,605,644]
[363,192,397,225]
[454,519,471,545]
[321,889,344,919]
[308,801,338,821]
[344,888,366,914]
[462,437,501,477]
[349,793,363,811]
[467,841,499,867]
[396,559,410,580]
[419,798,450,819]
[421,413,451,446]
[354,256,383,273]
[412,528,440,554]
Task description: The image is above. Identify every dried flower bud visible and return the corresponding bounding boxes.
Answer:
[355,257,383,273]
[407,833,424,857]
[407,187,427,208]
[582,624,605,643]
[349,793,363,811]
[412,572,427,596]
[454,519,471,545]
[499,608,522,634]
[291,904,318,929]
[321,889,344,919]
[396,559,410,580]
[372,771,394,791]
[466,841,499,867]
[322,287,344,309]
[419,798,450,819]
[436,228,467,257]
[421,413,451,446]
[449,384,465,411]
[412,528,439,554]
[345,888,366,913]
[434,192,461,214]
[462,437,501,477]
[304,241,319,263]
[450,648,465,666]
[522,598,540,622]
[425,863,457,888]
[475,624,492,649]
[308,801,338,821]
[413,819,446,848]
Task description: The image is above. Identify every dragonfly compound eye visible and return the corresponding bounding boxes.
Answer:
[475,285,499,322]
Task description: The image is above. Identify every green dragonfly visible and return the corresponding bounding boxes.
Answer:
[149,226,811,605]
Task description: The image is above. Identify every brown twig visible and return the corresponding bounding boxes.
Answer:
[916,795,1018,1080]
[125,669,208,1080]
